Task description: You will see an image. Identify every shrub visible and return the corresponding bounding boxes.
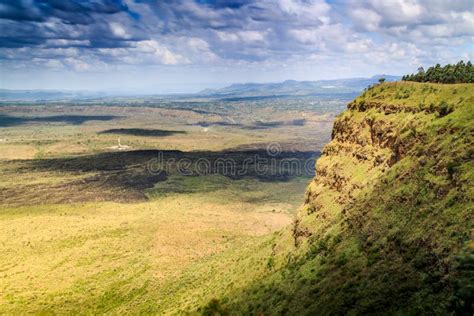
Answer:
[267,257,275,270]
[200,299,227,315]
[446,161,458,179]
[438,101,453,117]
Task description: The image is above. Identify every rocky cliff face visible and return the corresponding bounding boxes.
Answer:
[298,82,472,229]
[290,81,474,314]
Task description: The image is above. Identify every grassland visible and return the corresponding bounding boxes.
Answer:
[1,196,292,313]
[0,96,339,313]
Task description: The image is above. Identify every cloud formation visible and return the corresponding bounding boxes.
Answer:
[0,0,472,91]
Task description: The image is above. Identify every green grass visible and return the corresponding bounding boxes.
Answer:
[0,196,292,314]
[147,174,309,211]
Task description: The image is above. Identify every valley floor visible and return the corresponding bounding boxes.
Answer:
[0,99,336,313]
[0,196,291,313]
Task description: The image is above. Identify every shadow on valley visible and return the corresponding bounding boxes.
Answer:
[0,114,120,127]
[245,119,306,130]
[193,121,243,128]
[98,128,186,137]
[191,119,306,130]
[1,148,318,206]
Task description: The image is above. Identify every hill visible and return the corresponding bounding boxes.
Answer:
[199,75,401,97]
[0,89,110,101]
[191,81,473,314]
[0,75,400,102]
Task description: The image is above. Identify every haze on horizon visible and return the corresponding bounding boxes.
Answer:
[0,0,473,93]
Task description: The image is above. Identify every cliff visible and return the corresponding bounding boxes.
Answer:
[293,81,474,314]
[200,81,473,315]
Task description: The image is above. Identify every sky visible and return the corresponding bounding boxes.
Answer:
[0,0,473,93]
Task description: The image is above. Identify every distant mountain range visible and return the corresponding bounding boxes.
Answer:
[199,75,401,97]
[0,75,401,101]
[0,89,109,101]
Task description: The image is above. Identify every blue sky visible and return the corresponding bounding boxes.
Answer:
[0,0,473,93]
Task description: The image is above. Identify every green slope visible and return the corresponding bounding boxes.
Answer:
[196,82,474,315]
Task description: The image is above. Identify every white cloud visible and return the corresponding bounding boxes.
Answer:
[187,38,210,51]
[279,0,331,24]
[237,31,266,42]
[216,30,267,43]
[348,0,474,42]
[36,48,80,58]
[32,58,64,70]
[350,8,382,32]
[345,39,373,54]
[44,59,64,69]
[370,0,423,25]
[45,39,91,47]
[216,31,240,42]
[289,23,374,54]
[183,37,218,62]
[1,0,472,87]
[64,58,91,71]
[109,22,130,39]
[134,40,188,65]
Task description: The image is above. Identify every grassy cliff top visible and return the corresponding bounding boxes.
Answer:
[351,81,472,111]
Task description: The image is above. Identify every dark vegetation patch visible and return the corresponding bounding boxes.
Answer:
[219,95,292,101]
[1,148,318,206]
[0,114,119,127]
[246,119,306,129]
[0,168,167,205]
[30,149,317,181]
[98,128,186,137]
[193,121,243,127]
[191,119,306,130]
[161,106,220,116]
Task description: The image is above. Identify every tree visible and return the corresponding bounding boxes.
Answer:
[402,61,474,84]
[378,77,386,84]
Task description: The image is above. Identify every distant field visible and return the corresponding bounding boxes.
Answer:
[0,96,342,313]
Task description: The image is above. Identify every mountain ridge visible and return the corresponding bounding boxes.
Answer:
[0,75,400,101]
[199,75,401,97]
